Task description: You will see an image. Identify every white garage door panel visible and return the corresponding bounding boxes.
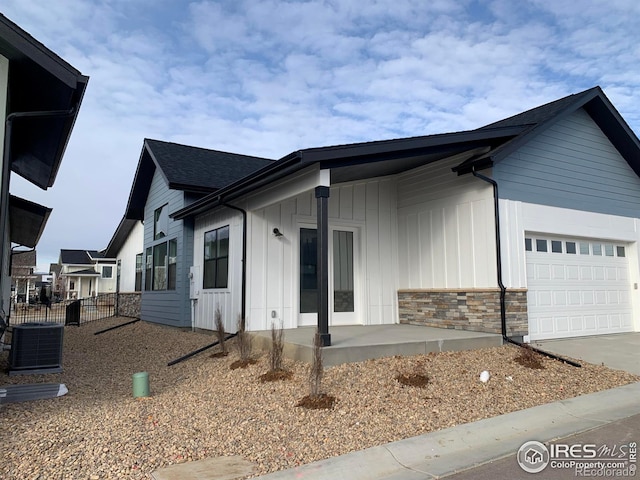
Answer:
[526,236,633,341]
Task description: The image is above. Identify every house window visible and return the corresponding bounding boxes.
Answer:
[604,244,614,257]
[153,242,168,290]
[70,280,75,290]
[566,242,576,254]
[536,239,547,252]
[617,246,626,257]
[145,247,152,290]
[168,239,177,290]
[204,226,229,289]
[579,242,590,255]
[592,243,602,256]
[102,266,113,278]
[525,238,532,251]
[154,204,168,240]
[551,240,562,253]
[135,253,143,291]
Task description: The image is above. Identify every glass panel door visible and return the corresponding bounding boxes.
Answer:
[333,230,354,313]
[300,228,318,314]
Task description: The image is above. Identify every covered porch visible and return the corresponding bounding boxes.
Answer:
[250,324,503,366]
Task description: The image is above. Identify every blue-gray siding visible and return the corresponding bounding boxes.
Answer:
[140,169,193,327]
[494,108,640,218]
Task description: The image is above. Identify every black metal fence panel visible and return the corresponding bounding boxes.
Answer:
[8,293,116,326]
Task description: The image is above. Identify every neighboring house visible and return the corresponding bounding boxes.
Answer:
[49,262,63,299]
[10,250,37,302]
[0,14,88,324]
[122,139,274,328]
[57,249,117,299]
[168,86,640,344]
[103,217,144,292]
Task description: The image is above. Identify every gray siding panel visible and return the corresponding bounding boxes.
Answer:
[140,170,192,327]
[494,108,640,218]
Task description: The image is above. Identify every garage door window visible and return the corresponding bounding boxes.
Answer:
[525,236,627,258]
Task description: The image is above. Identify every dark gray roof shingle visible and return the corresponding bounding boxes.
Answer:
[145,139,275,192]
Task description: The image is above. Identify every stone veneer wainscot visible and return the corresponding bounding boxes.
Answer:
[397,288,528,337]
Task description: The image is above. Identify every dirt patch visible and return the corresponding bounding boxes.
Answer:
[230,358,259,370]
[259,369,293,382]
[395,372,430,387]
[514,346,545,370]
[297,394,336,410]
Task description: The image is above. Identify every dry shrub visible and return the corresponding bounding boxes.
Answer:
[230,315,256,369]
[297,330,335,410]
[259,320,292,382]
[214,305,228,356]
[514,345,545,370]
[269,320,284,372]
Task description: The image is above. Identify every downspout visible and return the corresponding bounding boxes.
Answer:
[471,165,581,367]
[0,108,76,323]
[220,201,247,331]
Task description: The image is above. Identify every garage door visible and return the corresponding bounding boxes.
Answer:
[526,235,634,341]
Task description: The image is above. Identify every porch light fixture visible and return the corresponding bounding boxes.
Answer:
[272,227,284,237]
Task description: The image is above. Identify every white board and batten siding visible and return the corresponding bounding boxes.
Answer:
[496,108,640,340]
[245,176,399,331]
[396,157,497,289]
[193,209,244,333]
[116,220,144,292]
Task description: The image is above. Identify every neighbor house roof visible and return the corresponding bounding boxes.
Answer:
[0,13,89,189]
[59,249,103,265]
[124,139,275,220]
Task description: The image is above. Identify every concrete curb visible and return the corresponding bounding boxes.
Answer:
[254,382,640,479]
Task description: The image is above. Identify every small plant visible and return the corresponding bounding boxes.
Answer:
[296,330,335,409]
[259,320,292,381]
[269,320,284,372]
[230,315,257,370]
[514,345,545,370]
[395,360,430,388]
[211,304,228,357]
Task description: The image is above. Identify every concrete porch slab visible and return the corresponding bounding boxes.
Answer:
[250,324,502,366]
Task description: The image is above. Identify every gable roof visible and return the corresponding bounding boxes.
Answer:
[454,86,640,174]
[59,249,103,265]
[172,126,526,219]
[0,13,89,189]
[124,139,275,220]
[104,217,140,258]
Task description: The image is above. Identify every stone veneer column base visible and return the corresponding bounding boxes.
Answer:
[398,288,528,337]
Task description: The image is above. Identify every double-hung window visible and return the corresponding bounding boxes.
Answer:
[204,226,229,289]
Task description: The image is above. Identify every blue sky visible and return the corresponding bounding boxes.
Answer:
[4,0,640,271]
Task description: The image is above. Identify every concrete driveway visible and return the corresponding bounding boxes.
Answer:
[534,333,640,375]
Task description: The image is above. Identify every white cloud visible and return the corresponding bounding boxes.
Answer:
[2,0,639,270]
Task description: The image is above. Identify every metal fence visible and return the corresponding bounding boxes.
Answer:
[8,293,116,326]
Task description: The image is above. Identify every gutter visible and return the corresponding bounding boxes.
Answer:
[220,200,248,331]
[470,165,581,367]
[0,108,76,322]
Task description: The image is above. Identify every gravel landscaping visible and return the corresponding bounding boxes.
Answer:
[1,317,638,479]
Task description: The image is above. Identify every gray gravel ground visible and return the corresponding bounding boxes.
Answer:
[1,317,637,479]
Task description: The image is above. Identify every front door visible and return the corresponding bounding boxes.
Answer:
[298,227,359,326]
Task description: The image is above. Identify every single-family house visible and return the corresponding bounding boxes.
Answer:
[0,13,88,325]
[10,250,37,303]
[103,217,144,292]
[122,139,274,328]
[169,86,640,344]
[57,249,117,299]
